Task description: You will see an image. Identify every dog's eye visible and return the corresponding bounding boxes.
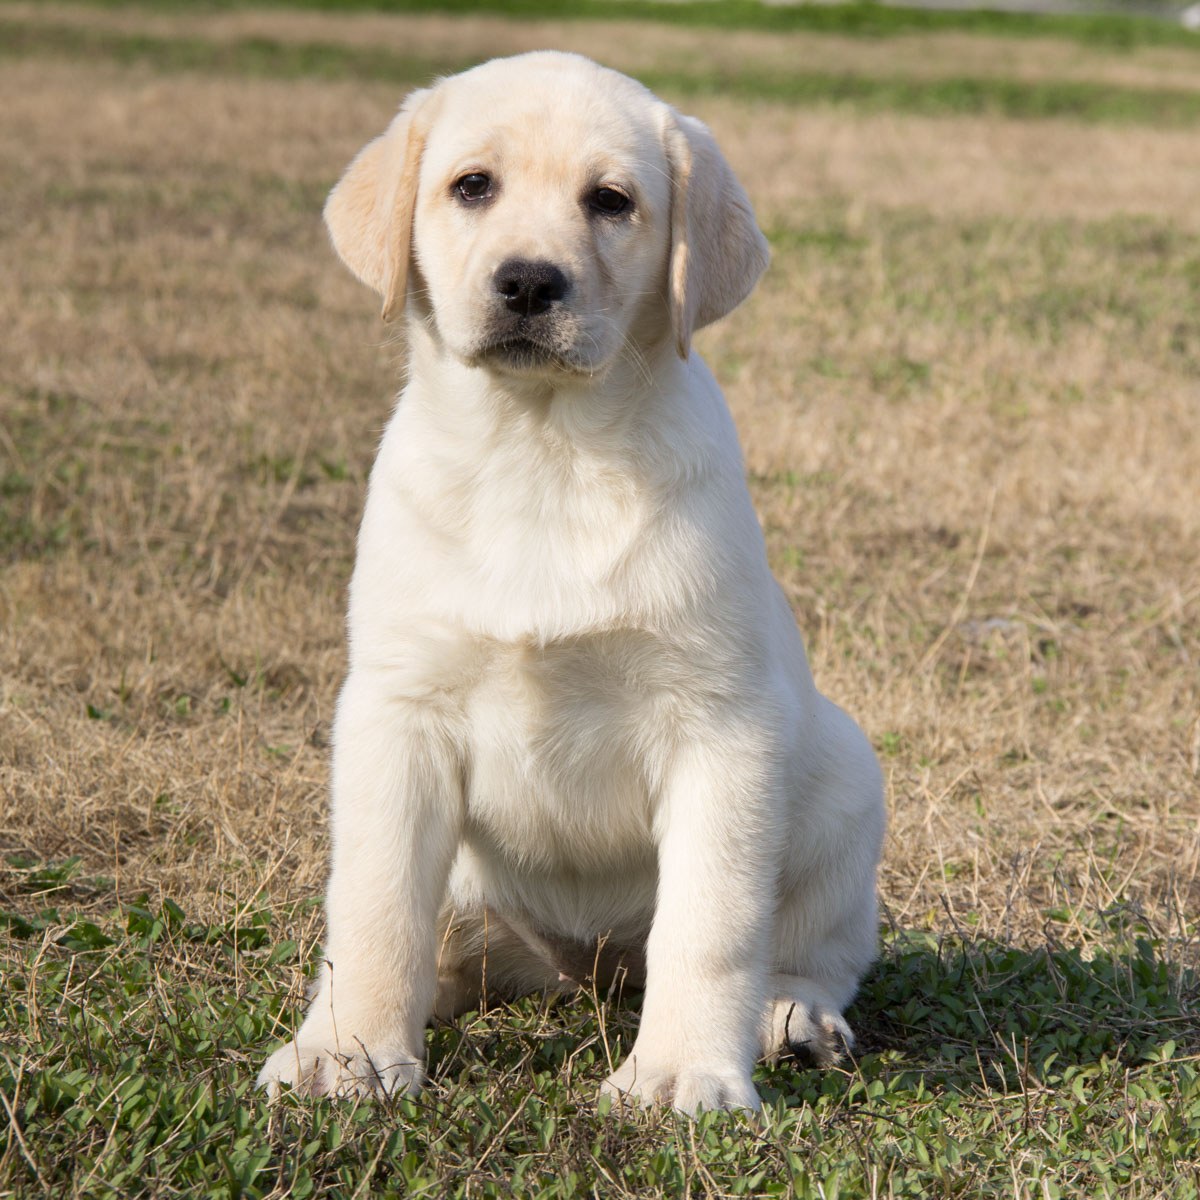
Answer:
[589,187,631,217]
[455,173,492,202]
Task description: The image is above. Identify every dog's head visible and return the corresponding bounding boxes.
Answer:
[325,52,768,378]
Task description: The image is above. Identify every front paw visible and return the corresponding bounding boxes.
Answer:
[257,1036,423,1100]
[602,1053,760,1115]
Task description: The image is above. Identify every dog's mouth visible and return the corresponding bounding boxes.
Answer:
[473,335,589,377]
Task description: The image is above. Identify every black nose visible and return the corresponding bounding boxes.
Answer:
[494,259,569,317]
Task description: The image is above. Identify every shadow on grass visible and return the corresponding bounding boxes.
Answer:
[421,923,1197,1104]
[814,927,1196,1093]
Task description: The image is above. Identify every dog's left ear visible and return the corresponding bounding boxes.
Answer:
[663,111,770,359]
[324,87,436,323]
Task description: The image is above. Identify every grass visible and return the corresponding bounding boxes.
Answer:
[1,3,1199,1197]
[6,876,1197,1197]
[6,17,1200,123]
[14,0,1200,50]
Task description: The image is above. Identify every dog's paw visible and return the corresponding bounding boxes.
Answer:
[601,1054,760,1115]
[257,1038,423,1100]
[764,988,854,1068]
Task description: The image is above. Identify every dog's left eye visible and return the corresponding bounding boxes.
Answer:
[588,187,632,217]
[455,173,493,202]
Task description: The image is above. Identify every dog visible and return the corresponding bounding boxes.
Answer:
[258,51,885,1115]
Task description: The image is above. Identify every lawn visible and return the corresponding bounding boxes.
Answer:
[1,2,1198,1196]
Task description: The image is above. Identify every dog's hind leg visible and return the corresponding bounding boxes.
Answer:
[763,878,879,1065]
[763,707,885,1066]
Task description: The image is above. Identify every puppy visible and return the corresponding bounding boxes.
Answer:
[259,51,885,1115]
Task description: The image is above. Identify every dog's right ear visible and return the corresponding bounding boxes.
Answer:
[323,88,435,323]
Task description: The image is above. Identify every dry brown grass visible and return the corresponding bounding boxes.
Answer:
[1,14,1197,985]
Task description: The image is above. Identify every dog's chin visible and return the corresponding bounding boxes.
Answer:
[470,337,596,380]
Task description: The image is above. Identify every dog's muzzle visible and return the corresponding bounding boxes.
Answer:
[477,258,579,372]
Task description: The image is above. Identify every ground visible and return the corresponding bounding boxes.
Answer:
[0,3,1197,1197]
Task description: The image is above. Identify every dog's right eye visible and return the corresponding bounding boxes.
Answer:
[455,173,492,202]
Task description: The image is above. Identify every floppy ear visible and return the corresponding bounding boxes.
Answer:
[664,111,770,359]
[323,88,434,323]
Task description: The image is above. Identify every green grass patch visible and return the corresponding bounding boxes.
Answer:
[0,389,99,563]
[14,0,1200,51]
[5,18,1200,125]
[0,19,447,82]
[3,875,1197,1198]
[766,211,1200,366]
[659,69,1200,124]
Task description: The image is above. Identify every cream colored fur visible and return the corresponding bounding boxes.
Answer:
[257,51,885,1115]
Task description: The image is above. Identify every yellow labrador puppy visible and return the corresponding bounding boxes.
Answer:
[259,51,884,1115]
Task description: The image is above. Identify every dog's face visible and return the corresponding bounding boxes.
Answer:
[324,52,769,378]
[412,59,673,378]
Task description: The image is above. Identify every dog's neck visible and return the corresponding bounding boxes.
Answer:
[362,317,730,642]
[401,319,691,463]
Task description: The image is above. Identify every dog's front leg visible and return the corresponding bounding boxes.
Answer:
[603,738,777,1115]
[258,674,462,1099]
